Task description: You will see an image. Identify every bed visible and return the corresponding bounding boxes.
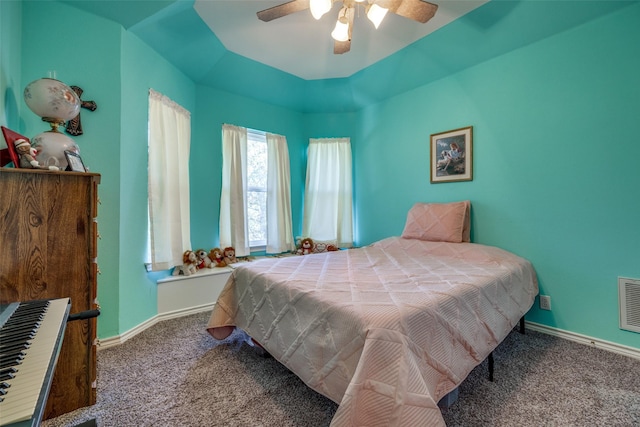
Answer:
[207,201,538,426]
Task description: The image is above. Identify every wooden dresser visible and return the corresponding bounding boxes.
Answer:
[0,168,100,419]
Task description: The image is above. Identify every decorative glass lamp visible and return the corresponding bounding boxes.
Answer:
[23,76,81,170]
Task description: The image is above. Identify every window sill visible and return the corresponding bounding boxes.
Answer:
[157,266,233,284]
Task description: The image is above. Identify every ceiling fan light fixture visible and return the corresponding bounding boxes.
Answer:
[310,0,332,20]
[366,3,388,29]
[256,0,439,55]
[331,17,350,42]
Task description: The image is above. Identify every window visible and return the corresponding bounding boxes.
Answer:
[219,125,294,256]
[146,89,192,271]
[302,137,353,247]
[247,129,267,248]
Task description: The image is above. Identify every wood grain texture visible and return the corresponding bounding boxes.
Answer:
[0,168,100,419]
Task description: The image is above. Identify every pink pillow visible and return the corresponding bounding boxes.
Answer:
[402,201,470,243]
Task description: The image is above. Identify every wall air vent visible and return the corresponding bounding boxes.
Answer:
[619,277,640,333]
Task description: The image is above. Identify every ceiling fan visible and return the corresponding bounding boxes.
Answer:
[257,0,438,54]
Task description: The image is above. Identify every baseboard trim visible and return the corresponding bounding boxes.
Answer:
[98,313,639,361]
[526,321,640,361]
[97,303,214,350]
[157,303,214,322]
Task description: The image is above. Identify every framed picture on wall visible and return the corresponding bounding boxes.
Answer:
[430,126,473,183]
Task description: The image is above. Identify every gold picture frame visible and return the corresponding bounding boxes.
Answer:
[430,126,473,183]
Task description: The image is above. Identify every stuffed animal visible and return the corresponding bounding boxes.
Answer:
[297,237,314,255]
[209,248,227,267]
[307,241,340,254]
[195,249,214,269]
[172,250,198,276]
[14,139,59,170]
[223,246,237,264]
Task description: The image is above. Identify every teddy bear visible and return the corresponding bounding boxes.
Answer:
[172,250,198,276]
[14,139,59,170]
[195,249,214,269]
[223,246,238,264]
[297,237,314,255]
[209,248,227,267]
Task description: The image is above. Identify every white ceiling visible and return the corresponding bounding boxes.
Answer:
[194,0,488,80]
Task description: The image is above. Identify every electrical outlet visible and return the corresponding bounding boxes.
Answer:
[539,295,551,311]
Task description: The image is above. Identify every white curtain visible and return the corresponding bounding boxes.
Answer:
[302,137,353,247]
[266,132,295,253]
[219,124,249,256]
[147,89,192,270]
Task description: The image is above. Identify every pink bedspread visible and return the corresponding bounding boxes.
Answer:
[207,237,538,426]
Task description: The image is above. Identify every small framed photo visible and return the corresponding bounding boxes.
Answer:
[64,150,87,172]
[430,126,473,183]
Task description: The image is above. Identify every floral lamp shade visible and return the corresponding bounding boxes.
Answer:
[22,77,82,170]
[31,132,79,170]
[23,78,81,123]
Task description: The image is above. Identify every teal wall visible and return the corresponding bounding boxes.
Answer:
[1,1,638,350]
[17,1,123,338]
[8,1,198,337]
[353,5,640,348]
[0,0,22,131]
[119,29,197,334]
[190,85,306,251]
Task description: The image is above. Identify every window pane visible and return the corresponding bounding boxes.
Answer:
[247,136,267,188]
[248,189,267,245]
[247,131,267,247]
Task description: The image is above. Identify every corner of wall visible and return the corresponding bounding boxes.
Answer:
[0,0,23,132]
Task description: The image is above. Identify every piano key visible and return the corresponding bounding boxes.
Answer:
[0,336,35,349]
[0,330,37,341]
[0,343,30,355]
[0,349,27,358]
[0,357,25,368]
[0,298,70,426]
[4,315,44,324]
[0,373,15,382]
[1,326,40,336]
[0,361,24,371]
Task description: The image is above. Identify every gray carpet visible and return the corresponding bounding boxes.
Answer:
[42,311,640,427]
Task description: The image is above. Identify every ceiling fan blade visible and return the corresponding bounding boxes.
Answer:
[379,0,438,23]
[257,0,310,22]
[334,39,351,54]
[333,6,355,54]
